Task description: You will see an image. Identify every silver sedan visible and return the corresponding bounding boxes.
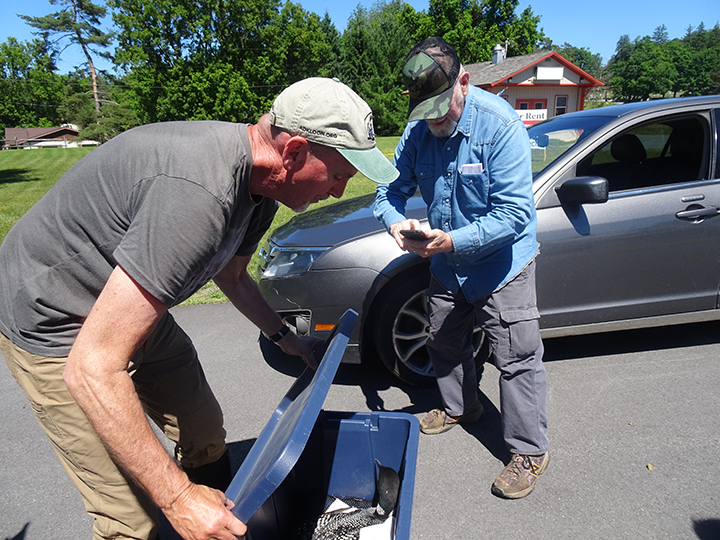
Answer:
[257,95,720,386]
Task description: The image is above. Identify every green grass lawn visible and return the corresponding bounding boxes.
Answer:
[0,148,95,240]
[0,137,400,304]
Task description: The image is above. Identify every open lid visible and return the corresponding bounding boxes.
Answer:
[225,309,358,522]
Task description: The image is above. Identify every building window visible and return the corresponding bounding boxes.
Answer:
[555,95,568,116]
[516,99,546,110]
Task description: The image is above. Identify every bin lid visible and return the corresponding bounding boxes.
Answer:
[225,309,358,522]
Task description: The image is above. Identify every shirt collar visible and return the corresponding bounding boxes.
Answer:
[455,86,476,138]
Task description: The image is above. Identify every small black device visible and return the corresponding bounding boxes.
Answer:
[400,229,428,241]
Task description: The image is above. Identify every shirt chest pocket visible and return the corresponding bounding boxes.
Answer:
[457,167,490,209]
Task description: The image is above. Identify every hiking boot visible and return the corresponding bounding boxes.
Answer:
[419,401,484,435]
[492,452,549,499]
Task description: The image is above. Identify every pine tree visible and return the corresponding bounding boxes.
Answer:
[20,0,115,117]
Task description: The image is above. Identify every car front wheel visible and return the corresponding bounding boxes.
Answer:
[370,270,490,387]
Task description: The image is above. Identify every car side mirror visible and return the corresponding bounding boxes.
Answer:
[555,177,609,206]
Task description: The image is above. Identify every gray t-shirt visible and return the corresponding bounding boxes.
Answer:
[0,121,278,357]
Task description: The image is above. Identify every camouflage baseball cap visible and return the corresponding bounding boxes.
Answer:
[402,37,461,122]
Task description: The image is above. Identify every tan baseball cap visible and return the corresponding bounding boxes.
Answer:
[269,78,399,184]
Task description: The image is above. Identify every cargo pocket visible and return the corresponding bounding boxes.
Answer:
[500,307,541,360]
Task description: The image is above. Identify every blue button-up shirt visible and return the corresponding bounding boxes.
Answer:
[373,86,538,302]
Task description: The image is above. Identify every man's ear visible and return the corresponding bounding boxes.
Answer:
[459,71,470,96]
[282,136,311,172]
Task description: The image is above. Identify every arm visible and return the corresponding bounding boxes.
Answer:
[373,122,453,257]
[213,255,323,369]
[63,265,247,540]
[372,125,418,230]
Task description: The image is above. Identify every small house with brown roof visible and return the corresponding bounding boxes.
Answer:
[3,125,99,150]
[466,46,604,125]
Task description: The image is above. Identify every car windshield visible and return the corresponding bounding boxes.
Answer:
[528,115,611,178]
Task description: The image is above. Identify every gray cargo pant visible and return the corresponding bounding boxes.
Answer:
[426,260,549,455]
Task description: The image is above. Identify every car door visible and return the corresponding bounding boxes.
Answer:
[535,110,720,333]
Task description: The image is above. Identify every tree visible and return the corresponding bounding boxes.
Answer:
[609,23,720,100]
[111,0,332,124]
[553,43,604,80]
[0,37,65,129]
[20,0,115,117]
[609,36,677,101]
[340,1,413,135]
[652,24,669,44]
[58,70,97,127]
[410,0,544,64]
[79,75,139,141]
[318,12,343,79]
[677,23,720,95]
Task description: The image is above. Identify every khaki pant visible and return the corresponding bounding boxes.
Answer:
[1,312,227,540]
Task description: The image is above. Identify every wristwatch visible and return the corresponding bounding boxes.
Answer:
[265,324,291,343]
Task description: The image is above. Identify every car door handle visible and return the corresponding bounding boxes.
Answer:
[675,205,720,220]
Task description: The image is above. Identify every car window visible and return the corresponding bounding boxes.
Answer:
[528,115,610,178]
[576,115,710,192]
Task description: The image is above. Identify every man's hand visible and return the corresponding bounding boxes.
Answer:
[277,331,323,370]
[389,221,454,257]
[215,255,322,370]
[389,219,422,249]
[163,482,247,540]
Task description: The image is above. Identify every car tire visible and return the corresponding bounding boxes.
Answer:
[371,270,490,387]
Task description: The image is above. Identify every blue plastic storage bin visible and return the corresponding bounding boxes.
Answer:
[225,310,419,539]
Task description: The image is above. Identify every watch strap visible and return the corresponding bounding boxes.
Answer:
[266,324,291,343]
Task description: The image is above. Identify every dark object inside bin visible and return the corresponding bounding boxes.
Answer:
[224,309,419,539]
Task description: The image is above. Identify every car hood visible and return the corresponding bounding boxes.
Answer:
[272,192,427,248]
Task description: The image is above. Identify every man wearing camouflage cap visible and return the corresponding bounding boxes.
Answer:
[374,37,549,499]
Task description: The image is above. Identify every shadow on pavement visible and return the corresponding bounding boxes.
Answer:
[258,332,509,461]
[3,523,29,540]
[258,332,440,416]
[460,395,509,463]
[542,320,720,362]
[694,519,720,540]
[258,320,720,468]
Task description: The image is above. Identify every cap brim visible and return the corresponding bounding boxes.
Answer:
[407,85,455,122]
[337,146,399,184]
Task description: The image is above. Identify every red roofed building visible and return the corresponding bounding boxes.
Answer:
[466,46,604,125]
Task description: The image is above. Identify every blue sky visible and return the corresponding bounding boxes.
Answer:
[2,0,718,73]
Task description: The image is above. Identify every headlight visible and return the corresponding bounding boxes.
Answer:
[261,247,327,279]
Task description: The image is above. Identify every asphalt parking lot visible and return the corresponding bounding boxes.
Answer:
[2,302,720,540]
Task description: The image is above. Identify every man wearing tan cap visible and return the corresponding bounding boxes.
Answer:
[0,78,397,540]
[375,37,548,499]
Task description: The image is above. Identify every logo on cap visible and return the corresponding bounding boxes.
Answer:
[365,113,375,142]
